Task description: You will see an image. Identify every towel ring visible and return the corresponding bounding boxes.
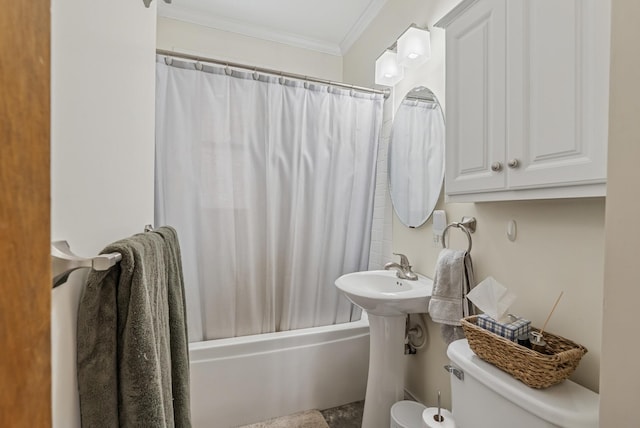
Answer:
[441,217,476,253]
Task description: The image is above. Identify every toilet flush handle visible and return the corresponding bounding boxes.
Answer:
[444,364,464,381]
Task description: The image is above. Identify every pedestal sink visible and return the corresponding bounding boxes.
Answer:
[335,270,433,428]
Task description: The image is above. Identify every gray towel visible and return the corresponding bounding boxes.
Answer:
[77,226,191,428]
[428,249,476,345]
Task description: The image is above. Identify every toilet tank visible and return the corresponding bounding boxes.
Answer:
[447,340,599,428]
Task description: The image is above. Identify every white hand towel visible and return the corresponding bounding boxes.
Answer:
[428,249,476,344]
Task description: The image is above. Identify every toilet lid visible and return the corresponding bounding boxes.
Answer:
[447,340,599,428]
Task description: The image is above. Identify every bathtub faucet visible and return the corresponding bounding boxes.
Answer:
[384,253,418,281]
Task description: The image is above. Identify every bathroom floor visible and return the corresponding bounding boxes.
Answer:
[320,401,364,428]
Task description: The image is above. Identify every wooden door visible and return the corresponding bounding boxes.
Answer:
[0,0,51,427]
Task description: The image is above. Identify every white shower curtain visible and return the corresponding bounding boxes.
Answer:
[155,59,384,341]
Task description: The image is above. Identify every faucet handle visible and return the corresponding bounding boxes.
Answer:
[393,252,410,268]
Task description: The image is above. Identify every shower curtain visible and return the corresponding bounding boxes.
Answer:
[155,59,384,341]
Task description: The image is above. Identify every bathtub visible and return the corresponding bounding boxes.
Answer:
[188,313,370,427]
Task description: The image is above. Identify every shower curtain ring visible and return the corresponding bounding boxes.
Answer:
[224,64,232,76]
[279,73,285,85]
[164,56,173,66]
[252,68,259,80]
[195,61,203,71]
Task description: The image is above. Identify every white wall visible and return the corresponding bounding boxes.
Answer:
[157,17,343,82]
[50,0,157,425]
[600,0,640,424]
[343,0,606,410]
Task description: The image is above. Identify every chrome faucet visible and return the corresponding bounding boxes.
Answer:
[384,253,418,281]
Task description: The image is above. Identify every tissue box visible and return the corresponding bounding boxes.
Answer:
[477,314,531,341]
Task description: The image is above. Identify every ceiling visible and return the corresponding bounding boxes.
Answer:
[157,0,389,55]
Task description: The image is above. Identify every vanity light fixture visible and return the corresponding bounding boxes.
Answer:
[375,45,404,87]
[397,24,431,68]
[375,24,431,87]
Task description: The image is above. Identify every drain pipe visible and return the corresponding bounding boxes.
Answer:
[405,314,428,354]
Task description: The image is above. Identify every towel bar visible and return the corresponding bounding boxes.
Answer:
[51,241,121,288]
[442,216,476,253]
[51,225,155,288]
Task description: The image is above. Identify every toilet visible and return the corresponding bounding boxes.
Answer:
[447,339,599,428]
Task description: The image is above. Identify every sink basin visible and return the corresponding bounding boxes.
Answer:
[335,270,433,316]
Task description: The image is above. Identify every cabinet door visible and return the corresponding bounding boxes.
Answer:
[506,0,609,189]
[445,0,507,195]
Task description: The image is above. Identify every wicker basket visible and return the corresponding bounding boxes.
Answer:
[460,315,587,389]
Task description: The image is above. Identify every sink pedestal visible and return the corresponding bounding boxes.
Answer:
[333,270,433,428]
[362,314,407,428]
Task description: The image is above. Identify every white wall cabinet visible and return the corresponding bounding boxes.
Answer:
[437,0,610,202]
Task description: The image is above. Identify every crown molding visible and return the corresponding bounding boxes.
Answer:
[434,0,479,28]
[158,4,343,56]
[339,0,389,54]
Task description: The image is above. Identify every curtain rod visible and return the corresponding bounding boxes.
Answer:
[156,49,390,98]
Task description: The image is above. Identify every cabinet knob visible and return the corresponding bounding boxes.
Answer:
[508,159,520,169]
[491,162,503,172]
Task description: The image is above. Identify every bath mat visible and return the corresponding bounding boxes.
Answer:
[238,409,330,428]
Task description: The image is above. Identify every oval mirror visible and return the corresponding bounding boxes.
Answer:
[388,86,445,228]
